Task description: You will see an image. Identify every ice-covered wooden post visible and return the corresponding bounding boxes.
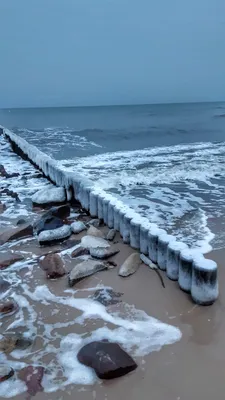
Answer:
[178,248,197,292]
[167,241,188,281]
[157,233,174,270]
[148,225,166,263]
[140,218,152,255]
[97,193,104,220]
[108,198,118,229]
[90,191,98,217]
[130,216,142,249]
[191,255,218,305]
[121,209,136,244]
[113,201,124,231]
[80,184,91,211]
[103,197,110,225]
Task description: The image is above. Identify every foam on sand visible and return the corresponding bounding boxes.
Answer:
[0,278,182,397]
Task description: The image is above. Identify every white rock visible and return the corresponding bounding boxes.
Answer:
[71,221,87,234]
[90,246,120,259]
[32,187,66,205]
[119,253,141,277]
[87,226,105,238]
[38,225,71,244]
[81,235,110,249]
[69,259,107,286]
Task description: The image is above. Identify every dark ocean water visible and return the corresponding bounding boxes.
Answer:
[1,102,225,158]
[1,102,225,251]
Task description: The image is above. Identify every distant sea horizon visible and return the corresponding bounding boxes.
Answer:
[1,99,225,111]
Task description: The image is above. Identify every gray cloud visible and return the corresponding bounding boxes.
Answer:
[0,0,225,107]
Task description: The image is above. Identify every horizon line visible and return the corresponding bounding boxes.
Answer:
[1,99,225,111]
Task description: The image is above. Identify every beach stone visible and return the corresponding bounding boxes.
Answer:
[18,366,44,396]
[51,204,70,219]
[38,205,70,222]
[0,202,6,213]
[81,235,110,249]
[105,260,117,268]
[0,224,33,245]
[0,277,10,294]
[87,226,105,238]
[77,341,137,379]
[0,164,19,179]
[88,219,101,228]
[34,215,64,235]
[71,221,87,234]
[0,188,20,201]
[0,300,18,317]
[71,246,90,258]
[40,253,66,279]
[69,260,107,286]
[0,334,32,353]
[38,225,71,246]
[0,365,14,382]
[119,253,141,277]
[0,252,24,270]
[106,229,116,241]
[90,246,120,260]
[16,218,26,225]
[93,288,123,306]
[32,187,66,206]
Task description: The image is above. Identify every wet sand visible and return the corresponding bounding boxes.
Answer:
[1,213,225,400]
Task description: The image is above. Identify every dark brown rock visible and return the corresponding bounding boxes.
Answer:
[0,188,20,201]
[0,202,6,213]
[0,334,32,353]
[77,341,137,379]
[0,252,24,270]
[71,246,90,258]
[0,365,14,382]
[0,164,19,178]
[0,164,8,177]
[40,253,66,279]
[34,215,64,235]
[18,366,44,396]
[0,277,10,294]
[16,219,26,225]
[106,260,117,267]
[0,224,33,245]
[0,300,18,317]
[51,204,70,219]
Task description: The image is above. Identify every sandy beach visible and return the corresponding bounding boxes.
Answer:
[0,132,224,400]
[1,225,225,400]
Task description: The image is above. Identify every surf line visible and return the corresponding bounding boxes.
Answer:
[1,126,219,306]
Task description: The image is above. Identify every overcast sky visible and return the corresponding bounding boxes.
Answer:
[0,0,225,108]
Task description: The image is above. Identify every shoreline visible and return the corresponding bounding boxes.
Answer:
[0,127,225,399]
[1,126,219,306]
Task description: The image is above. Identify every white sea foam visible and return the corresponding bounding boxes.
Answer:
[57,140,225,251]
[15,127,102,156]
[0,277,182,397]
